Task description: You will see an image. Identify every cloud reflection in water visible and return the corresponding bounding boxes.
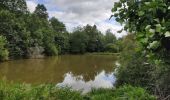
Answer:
[57,71,116,93]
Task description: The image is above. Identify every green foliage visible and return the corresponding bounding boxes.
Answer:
[69,25,121,54]
[105,29,117,44]
[34,4,48,19]
[104,29,119,53]
[154,64,170,99]
[0,2,61,58]
[69,29,88,54]
[87,85,156,100]
[0,10,25,58]
[49,17,70,54]
[112,0,170,98]
[50,17,66,33]
[115,34,155,90]
[113,85,156,100]
[0,36,9,61]
[116,53,155,90]
[104,43,118,53]
[0,0,27,14]
[0,0,122,58]
[112,0,170,61]
[84,25,105,52]
[0,80,156,100]
[44,43,58,56]
[55,32,70,54]
[0,80,83,100]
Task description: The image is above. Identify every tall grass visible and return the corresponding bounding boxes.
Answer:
[0,80,156,100]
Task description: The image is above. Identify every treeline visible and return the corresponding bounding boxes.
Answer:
[0,0,120,61]
[69,26,121,54]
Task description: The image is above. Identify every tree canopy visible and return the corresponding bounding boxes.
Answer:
[0,0,120,60]
[112,0,170,62]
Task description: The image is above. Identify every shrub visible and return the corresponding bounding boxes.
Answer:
[0,80,83,100]
[104,43,118,53]
[87,85,156,100]
[116,53,155,90]
[0,80,156,100]
[113,85,156,100]
[44,43,58,56]
[0,36,9,61]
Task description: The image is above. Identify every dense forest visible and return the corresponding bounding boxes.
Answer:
[0,0,121,61]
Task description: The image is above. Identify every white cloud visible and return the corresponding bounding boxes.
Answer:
[96,22,127,38]
[26,0,126,37]
[48,0,115,24]
[26,0,37,13]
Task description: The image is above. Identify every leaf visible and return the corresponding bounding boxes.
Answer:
[148,41,160,49]
[154,19,159,23]
[149,29,155,33]
[165,31,170,37]
[154,59,161,65]
[140,38,148,44]
[114,13,119,17]
[161,18,165,24]
[145,25,151,31]
[168,6,170,10]
[138,11,144,16]
[155,24,161,32]
[112,7,117,12]
[145,2,150,5]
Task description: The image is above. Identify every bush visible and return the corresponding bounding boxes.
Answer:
[87,85,156,100]
[115,34,155,91]
[0,81,83,100]
[113,85,156,100]
[116,53,155,90]
[104,43,118,53]
[0,36,9,61]
[44,43,58,56]
[0,80,156,100]
[154,63,170,99]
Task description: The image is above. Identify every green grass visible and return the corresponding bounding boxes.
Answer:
[0,80,156,100]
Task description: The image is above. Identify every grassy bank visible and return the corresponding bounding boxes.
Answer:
[0,80,156,100]
[86,52,120,56]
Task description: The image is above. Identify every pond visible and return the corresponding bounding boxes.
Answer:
[0,54,117,93]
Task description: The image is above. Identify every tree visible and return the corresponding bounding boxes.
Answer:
[112,0,170,98]
[84,25,105,52]
[50,17,66,33]
[49,17,69,54]
[69,28,88,54]
[0,10,28,58]
[34,4,48,19]
[112,0,170,61]
[0,0,27,13]
[115,34,154,89]
[105,29,117,44]
[104,29,118,52]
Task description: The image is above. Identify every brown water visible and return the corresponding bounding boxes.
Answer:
[0,55,117,92]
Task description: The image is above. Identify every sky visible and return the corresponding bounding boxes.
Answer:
[26,0,126,38]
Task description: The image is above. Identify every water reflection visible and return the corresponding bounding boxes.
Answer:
[57,71,116,93]
[0,55,117,84]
